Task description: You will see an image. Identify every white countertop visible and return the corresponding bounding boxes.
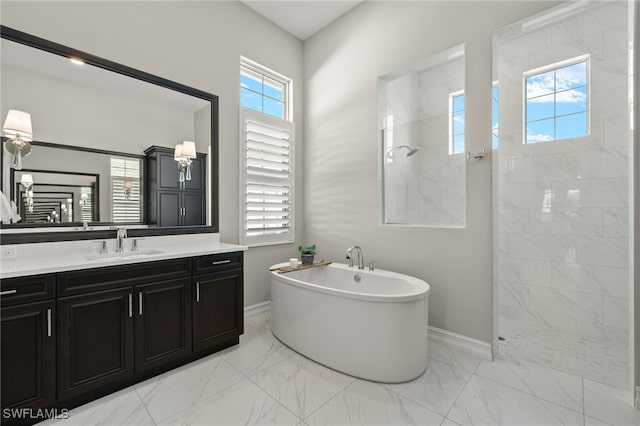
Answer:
[0,233,247,279]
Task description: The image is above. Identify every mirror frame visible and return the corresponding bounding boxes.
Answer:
[0,25,219,244]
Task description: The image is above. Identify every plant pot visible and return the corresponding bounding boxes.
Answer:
[301,254,314,265]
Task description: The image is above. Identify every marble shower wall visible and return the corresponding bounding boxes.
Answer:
[380,46,465,227]
[493,1,633,390]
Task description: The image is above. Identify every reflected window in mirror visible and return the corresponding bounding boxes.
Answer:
[110,157,141,223]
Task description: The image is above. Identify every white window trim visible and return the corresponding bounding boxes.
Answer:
[449,89,465,155]
[522,54,590,144]
[241,56,293,122]
[239,108,295,247]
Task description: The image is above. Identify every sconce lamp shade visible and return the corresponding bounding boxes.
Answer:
[181,141,197,159]
[122,181,133,190]
[21,174,33,186]
[3,110,33,140]
[174,144,184,160]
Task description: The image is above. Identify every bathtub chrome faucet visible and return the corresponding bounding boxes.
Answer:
[346,246,364,270]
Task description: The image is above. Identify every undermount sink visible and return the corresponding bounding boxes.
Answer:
[86,249,165,261]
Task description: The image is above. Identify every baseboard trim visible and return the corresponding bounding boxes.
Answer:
[244,300,271,318]
[428,325,493,361]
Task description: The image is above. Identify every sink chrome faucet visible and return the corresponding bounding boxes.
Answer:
[116,227,127,253]
[346,246,364,270]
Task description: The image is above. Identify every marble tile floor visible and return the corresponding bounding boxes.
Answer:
[42,311,639,426]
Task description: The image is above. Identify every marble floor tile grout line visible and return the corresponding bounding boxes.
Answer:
[443,364,476,420]
[133,360,251,424]
[248,375,304,425]
[132,386,159,425]
[582,377,586,420]
[254,351,359,421]
[469,371,587,418]
[299,377,358,422]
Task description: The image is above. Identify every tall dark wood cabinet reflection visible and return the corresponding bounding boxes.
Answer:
[145,146,206,227]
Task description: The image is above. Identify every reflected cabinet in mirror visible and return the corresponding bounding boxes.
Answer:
[0,26,218,243]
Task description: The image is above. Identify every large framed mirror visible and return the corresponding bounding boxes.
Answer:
[0,26,219,243]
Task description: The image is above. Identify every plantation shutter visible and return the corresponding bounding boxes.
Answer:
[110,158,141,223]
[240,108,295,246]
[80,187,92,222]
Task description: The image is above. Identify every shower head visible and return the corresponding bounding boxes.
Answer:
[387,145,420,158]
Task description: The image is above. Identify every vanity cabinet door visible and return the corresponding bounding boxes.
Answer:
[134,278,192,373]
[1,300,55,411]
[182,192,204,226]
[157,151,182,190]
[158,191,181,227]
[192,269,243,353]
[183,156,205,191]
[57,287,134,400]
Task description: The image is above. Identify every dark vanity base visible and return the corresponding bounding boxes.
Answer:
[3,337,239,426]
[1,252,243,426]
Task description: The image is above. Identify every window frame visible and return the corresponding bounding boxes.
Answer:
[109,157,141,223]
[449,89,465,155]
[241,56,293,121]
[523,54,590,144]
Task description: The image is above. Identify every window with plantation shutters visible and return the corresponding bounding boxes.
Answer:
[240,108,294,246]
[80,187,93,222]
[110,157,141,223]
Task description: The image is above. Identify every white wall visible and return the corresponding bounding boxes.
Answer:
[1,0,305,307]
[303,1,560,343]
[1,64,197,153]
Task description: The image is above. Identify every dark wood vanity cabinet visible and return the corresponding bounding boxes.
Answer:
[57,287,134,400]
[192,253,244,352]
[0,251,243,423]
[193,252,244,352]
[145,146,206,227]
[0,275,56,413]
[134,278,192,372]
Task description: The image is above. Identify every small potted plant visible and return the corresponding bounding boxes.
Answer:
[298,244,317,265]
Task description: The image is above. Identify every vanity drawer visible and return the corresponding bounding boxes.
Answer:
[58,258,191,296]
[193,252,243,275]
[0,274,56,306]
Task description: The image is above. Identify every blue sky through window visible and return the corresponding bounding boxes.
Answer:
[241,67,286,119]
[525,60,588,143]
[492,84,499,149]
[451,93,464,154]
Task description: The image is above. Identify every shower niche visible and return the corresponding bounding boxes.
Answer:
[378,44,465,227]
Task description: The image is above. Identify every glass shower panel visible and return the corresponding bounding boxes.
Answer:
[493,0,634,392]
[378,44,465,227]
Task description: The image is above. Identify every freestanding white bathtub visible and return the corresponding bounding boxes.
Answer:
[270,262,430,383]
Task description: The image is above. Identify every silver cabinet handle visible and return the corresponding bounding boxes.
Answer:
[196,281,200,302]
[211,260,231,265]
[47,308,52,337]
[139,292,143,316]
[0,289,17,296]
[129,293,133,318]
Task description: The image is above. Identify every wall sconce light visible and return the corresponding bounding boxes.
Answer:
[3,110,33,170]
[122,181,133,200]
[174,141,196,182]
[20,174,34,213]
[79,192,88,208]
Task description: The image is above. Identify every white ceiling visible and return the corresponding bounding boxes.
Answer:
[241,1,362,41]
